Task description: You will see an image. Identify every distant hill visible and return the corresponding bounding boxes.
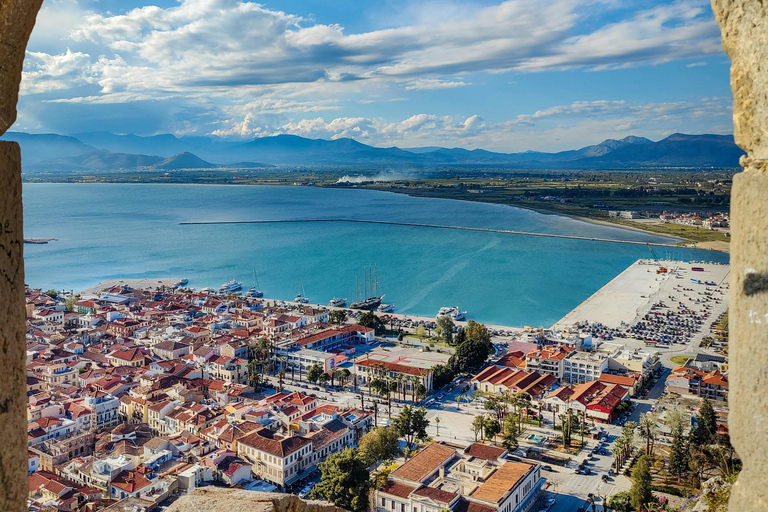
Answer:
[154,152,216,170]
[4,130,745,171]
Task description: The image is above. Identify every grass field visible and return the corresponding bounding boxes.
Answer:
[670,356,694,365]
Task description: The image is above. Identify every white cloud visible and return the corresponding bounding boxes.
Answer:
[21,49,94,94]
[405,79,471,90]
[21,0,722,103]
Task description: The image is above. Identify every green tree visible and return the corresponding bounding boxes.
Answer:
[337,368,351,388]
[484,417,501,443]
[307,363,324,384]
[668,419,690,482]
[607,491,632,512]
[629,455,653,511]
[64,294,80,312]
[691,397,717,446]
[357,426,401,466]
[45,289,58,299]
[435,316,454,344]
[329,309,347,326]
[502,414,520,450]
[472,415,485,442]
[431,364,455,389]
[318,372,331,387]
[465,320,491,345]
[639,412,659,456]
[310,448,370,512]
[393,405,430,451]
[359,311,382,331]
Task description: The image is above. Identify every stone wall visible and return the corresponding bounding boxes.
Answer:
[711,2,768,512]
[165,488,349,512]
[0,2,43,511]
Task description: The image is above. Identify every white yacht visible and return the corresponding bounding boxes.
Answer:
[294,293,309,304]
[329,297,347,307]
[378,303,394,313]
[219,280,242,294]
[437,306,467,321]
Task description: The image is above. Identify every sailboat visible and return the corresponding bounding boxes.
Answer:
[294,280,309,304]
[246,267,263,298]
[349,264,384,310]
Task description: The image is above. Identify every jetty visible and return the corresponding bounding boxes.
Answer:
[179,218,685,248]
[24,238,58,244]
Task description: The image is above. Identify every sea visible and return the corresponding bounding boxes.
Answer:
[22,183,729,327]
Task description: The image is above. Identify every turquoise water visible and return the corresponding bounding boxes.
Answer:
[22,183,728,326]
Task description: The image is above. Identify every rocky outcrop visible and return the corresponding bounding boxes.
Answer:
[688,476,732,512]
[165,489,349,512]
[0,0,44,135]
[710,3,768,512]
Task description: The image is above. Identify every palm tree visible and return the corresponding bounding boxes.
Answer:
[612,437,627,470]
[537,402,543,428]
[578,411,586,447]
[277,369,285,391]
[639,412,658,456]
[435,416,441,436]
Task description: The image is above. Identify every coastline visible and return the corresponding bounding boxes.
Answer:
[362,185,730,254]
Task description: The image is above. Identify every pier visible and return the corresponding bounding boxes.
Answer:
[179,218,686,248]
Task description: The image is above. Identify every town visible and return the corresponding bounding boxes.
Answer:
[24,260,733,512]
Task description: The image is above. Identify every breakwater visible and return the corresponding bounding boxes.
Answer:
[179,218,685,248]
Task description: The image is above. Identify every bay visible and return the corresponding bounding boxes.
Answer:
[22,183,729,327]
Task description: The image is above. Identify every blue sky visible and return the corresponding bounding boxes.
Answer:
[16,0,733,151]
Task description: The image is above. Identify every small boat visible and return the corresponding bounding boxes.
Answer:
[219,280,242,293]
[177,278,189,286]
[201,287,215,294]
[249,267,264,298]
[294,293,309,304]
[437,306,467,321]
[378,303,394,313]
[329,297,347,307]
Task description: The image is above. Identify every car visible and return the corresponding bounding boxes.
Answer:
[546,498,556,508]
[541,465,552,471]
[311,386,320,391]
[600,449,607,455]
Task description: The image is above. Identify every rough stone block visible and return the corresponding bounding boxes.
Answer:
[727,167,768,512]
[0,141,26,511]
[712,0,768,159]
[0,0,44,135]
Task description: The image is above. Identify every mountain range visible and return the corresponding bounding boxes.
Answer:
[0,131,744,172]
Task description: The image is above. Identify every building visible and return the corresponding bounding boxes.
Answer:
[237,428,313,489]
[524,346,573,381]
[377,442,543,512]
[563,351,610,385]
[666,367,729,401]
[354,346,452,393]
[470,366,555,399]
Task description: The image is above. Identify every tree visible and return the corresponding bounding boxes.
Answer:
[307,363,324,384]
[318,371,331,387]
[472,415,485,442]
[337,368,351,388]
[357,426,401,466]
[691,397,717,446]
[432,364,454,389]
[484,417,501,443]
[639,413,659,456]
[393,405,430,451]
[607,492,632,512]
[435,416,441,436]
[359,311,382,331]
[329,309,347,326]
[45,289,58,299]
[435,316,454,344]
[64,294,80,312]
[465,320,491,345]
[668,419,690,482]
[502,413,520,450]
[310,448,370,512]
[629,455,653,511]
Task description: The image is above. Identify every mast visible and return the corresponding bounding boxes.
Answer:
[375,265,378,297]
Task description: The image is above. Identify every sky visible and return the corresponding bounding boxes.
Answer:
[15,0,734,152]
